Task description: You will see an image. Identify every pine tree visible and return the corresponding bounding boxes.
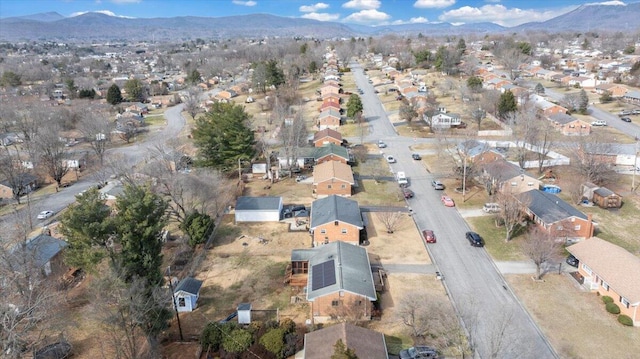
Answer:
[106,84,123,105]
[497,90,518,120]
[346,94,363,118]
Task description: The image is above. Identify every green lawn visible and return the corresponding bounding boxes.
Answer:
[353,179,405,206]
[466,216,528,261]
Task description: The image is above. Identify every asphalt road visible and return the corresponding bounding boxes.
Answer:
[26,103,186,227]
[351,61,557,358]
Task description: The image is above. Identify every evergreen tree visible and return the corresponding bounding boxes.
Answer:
[186,69,202,85]
[265,60,285,89]
[534,83,545,95]
[124,78,145,102]
[60,187,115,271]
[578,89,589,114]
[346,94,363,118]
[457,38,466,51]
[114,185,168,285]
[466,76,483,92]
[106,84,123,105]
[497,90,518,120]
[192,102,256,171]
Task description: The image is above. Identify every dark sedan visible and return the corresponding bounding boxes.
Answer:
[466,231,484,247]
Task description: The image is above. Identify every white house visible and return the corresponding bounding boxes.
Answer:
[173,277,203,313]
[426,107,461,128]
[235,196,283,222]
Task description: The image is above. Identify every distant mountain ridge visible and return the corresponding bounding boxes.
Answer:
[1,3,639,42]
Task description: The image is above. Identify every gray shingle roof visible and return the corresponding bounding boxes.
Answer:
[310,195,362,229]
[10,234,68,270]
[593,187,616,197]
[304,242,376,301]
[519,189,587,224]
[174,277,203,295]
[235,196,282,211]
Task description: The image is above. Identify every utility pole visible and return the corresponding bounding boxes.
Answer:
[633,140,639,192]
[166,266,184,341]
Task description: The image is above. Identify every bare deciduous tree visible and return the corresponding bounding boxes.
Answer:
[521,227,562,280]
[495,192,528,242]
[569,136,616,185]
[375,211,404,234]
[78,110,112,166]
[34,121,69,188]
[183,86,202,120]
[0,144,34,204]
[279,111,308,175]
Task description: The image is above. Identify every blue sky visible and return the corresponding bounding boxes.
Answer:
[0,0,631,27]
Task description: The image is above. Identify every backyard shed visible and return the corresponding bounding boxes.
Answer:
[235,196,283,222]
[173,277,203,312]
[592,187,622,209]
[238,303,252,324]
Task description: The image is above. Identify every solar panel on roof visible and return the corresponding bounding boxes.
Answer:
[311,259,336,291]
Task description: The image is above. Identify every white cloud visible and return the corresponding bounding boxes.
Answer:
[439,4,575,27]
[585,1,626,5]
[70,10,135,18]
[300,2,330,12]
[342,0,381,10]
[301,12,341,21]
[414,0,455,9]
[232,0,257,6]
[484,0,501,3]
[392,16,429,25]
[109,0,141,3]
[343,9,390,23]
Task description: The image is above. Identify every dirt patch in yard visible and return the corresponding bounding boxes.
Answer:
[507,273,640,359]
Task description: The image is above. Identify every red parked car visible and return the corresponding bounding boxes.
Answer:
[441,195,455,207]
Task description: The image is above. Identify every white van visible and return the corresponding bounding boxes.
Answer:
[396,171,408,186]
[482,203,500,213]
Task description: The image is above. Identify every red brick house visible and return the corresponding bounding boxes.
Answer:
[309,195,363,246]
[314,143,349,165]
[313,128,343,147]
[288,241,376,323]
[548,114,591,136]
[313,161,354,198]
[567,237,640,327]
[595,83,628,98]
[318,109,341,130]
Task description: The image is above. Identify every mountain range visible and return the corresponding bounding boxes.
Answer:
[1,3,639,43]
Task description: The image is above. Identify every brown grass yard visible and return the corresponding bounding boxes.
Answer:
[507,274,640,359]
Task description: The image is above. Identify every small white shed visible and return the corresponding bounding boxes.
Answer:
[173,277,203,313]
[238,303,252,324]
[235,196,283,222]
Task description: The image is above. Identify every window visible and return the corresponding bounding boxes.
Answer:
[178,297,186,307]
[356,300,363,306]
[574,225,581,231]
[331,300,339,307]
[621,297,630,308]
[511,182,517,187]
[582,264,592,275]
[601,280,609,291]
[341,228,347,234]
[528,182,534,186]
[341,184,346,189]
[320,229,326,234]
[327,185,332,189]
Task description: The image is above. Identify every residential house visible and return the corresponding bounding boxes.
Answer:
[63,152,88,170]
[548,113,591,136]
[566,237,640,327]
[234,196,283,222]
[426,108,462,128]
[517,189,594,240]
[458,140,505,164]
[314,143,350,165]
[310,195,363,246]
[289,241,376,323]
[480,159,541,195]
[318,109,342,130]
[0,132,21,146]
[313,161,355,198]
[594,83,628,98]
[216,89,237,101]
[124,102,149,114]
[319,99,341,113]
[0,173,39,200]
[304,322,389,359]
[9,234,68,276]
[622,90,640,105]
[173,277,203,312]
[276,147,316,170]
[534,98,568,117]
[313,128,343,148]
[320,83,341,98]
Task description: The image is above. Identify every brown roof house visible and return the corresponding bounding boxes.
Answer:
[290,241,376,324]
[304,322,388,359]
[517,189,594,241]
[566,237,640,327]
[310,195,363,246]
[313,128,343,147]
[314,143,350,165]
[313,161,355,198]
[480,159,541,195]
[594,83,628,98]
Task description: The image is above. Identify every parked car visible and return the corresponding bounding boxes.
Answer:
[402,188,414,199]
[422,229,436,244]
[620,117,632,122]
[386,155,396,163]
[411,153,422,160]
[283,205,306,218]
[37,210,54,220]
[399,345,438,359]
[566,254,579,267]
[466,231,484,247]
[441,195,455,207]
[591,120,607,126]
[377,140,387,148]
[482,203,501,213]
[396,171,408,186]
[618,110,633,116]
[431,180,445,190]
